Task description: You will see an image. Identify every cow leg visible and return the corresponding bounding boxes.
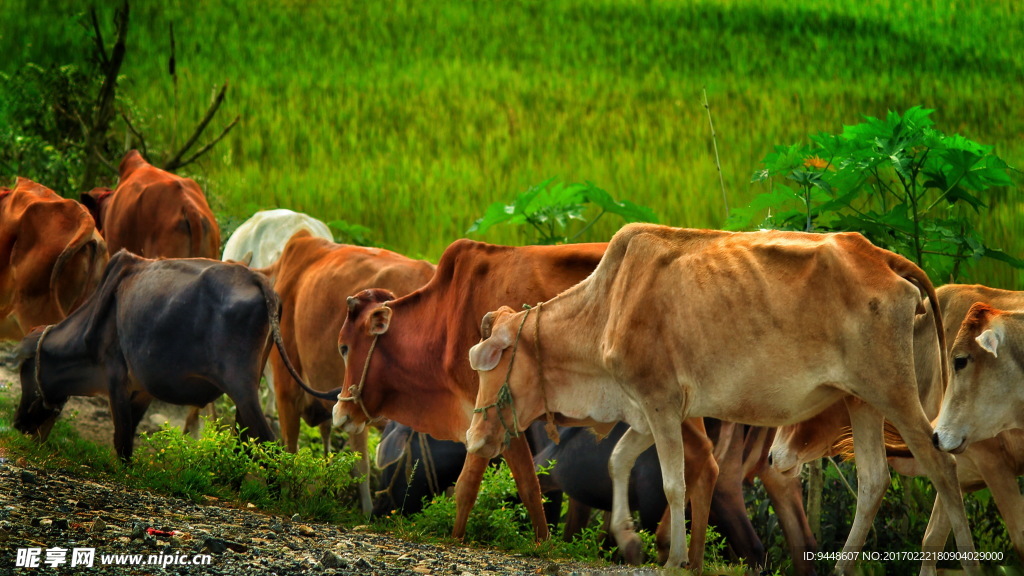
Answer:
[107,363,136,462]
[971,449,1024,561]
[835,399,888,574]
[563,498,592,541]
[888,414,974,569]
[349,427,373,517]
[919,495,947,576]
[704,421,761,567]
[681,418,718,573]
[609,426,656,565]
[452,453,489,539]
[881,410,979,575]
[319,421,332,457]
[759,455,818,576]
[647,418,690,569]
[233,392,275,444]
[270,349,302,453]
[504,434,550,541]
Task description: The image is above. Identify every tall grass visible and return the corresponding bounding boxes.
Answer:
[1,0,1020,285]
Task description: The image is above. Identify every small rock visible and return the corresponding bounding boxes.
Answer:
[246,502,256,509]
[354,558,373,570]
[542,562,560,574]
[290,513,301,522]
[130,522,147,540]
[202,537,228,554]
[320,551,345,568]
[20,470,36,484]
[297,524,315,537]
[53,518,70,530]
[90,517,106,533]
[412,566,432,575]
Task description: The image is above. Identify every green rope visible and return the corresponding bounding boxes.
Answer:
[473,304,533,444]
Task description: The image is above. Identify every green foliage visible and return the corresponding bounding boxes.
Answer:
[468,178,658,244]
[0,63,92,194]
[731,106,1020,282]
[408,461,535,548]
[328,219,375,247]
[1,0,1021,287]
[129,421,362,522]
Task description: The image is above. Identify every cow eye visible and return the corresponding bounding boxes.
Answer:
[953,355,969,372]
[339,345,349,358]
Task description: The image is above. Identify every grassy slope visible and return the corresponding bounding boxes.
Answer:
[1,0,1021,285]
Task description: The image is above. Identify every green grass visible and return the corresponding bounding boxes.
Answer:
[1,0,1020,286]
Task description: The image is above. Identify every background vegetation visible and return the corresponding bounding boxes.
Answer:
[1,0,1019,284]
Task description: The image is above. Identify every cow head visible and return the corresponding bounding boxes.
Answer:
[466,306,539,460]
[933,303,1024,453]
[333,288,397,433]
[13,328,65,441]
[80,187,114,231]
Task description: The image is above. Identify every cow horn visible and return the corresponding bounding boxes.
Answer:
[480,311,497,340]
[347,296,358,311]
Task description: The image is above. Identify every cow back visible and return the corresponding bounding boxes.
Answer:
[101,150,221,259]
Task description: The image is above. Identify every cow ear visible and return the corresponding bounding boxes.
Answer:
[369,306,392,335]
[976,324,1004,358]
[469,322,513,372]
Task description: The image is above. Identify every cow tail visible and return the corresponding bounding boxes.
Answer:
[255,275,339,402]
[889,255,949,393]
[833,420,911,460]
[50,209,105,318]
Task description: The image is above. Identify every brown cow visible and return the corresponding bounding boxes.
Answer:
[81,150,220,259]
[333,239,610,543]
[466,224,977,573]
[0,178,107,337]
[771,284,1024,569]
[269,230,435,515]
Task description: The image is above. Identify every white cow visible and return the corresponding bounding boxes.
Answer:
[223,209,333,268]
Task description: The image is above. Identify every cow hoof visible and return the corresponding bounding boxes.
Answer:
[620,535,644,565]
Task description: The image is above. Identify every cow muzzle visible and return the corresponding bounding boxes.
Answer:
[931,428,967,454]
[333,403,365,435]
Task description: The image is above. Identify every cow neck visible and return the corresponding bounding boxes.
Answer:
[474,303,560,445]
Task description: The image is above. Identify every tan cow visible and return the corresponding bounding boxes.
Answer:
[935,301,1024,451]
[467,224,977,573]
[0,178,107,337]
[269,230,435,515]
[771,284,1024,570]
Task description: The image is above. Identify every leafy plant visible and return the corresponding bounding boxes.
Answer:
[729,106,1020,282]
[468,179,658,245]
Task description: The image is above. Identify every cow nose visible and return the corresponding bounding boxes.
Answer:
[931,432,940,449]
[767,452,774,467]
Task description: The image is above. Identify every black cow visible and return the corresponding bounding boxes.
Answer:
[14,249,312,461]
[373,421,561,521]
[537,422,817,574]
[372,421,467,516]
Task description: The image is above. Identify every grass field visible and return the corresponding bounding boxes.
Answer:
[1,0,1021,287]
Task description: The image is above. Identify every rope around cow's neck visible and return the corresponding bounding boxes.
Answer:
[532,302,560,445]
[337,304,389,425]
[473,305,532,445]
[34,324,56,409]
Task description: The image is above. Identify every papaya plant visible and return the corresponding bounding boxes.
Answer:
[468,178,658,245]
[728,106,1021,282]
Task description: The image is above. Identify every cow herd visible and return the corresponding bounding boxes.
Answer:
[2,150,1021,574]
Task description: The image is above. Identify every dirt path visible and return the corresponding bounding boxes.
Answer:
[0,346,621,576]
